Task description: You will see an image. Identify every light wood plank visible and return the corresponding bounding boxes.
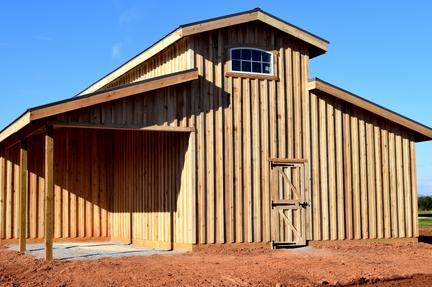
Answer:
[318,96,329,240]
[358,114,368,239]
[19,140,27,252]
[402,135,412,237]
[335,101,344,240]
[5,159,12,239]
[381,128,391,238]
[388,130,398,238]
[395,131,405,238]
[366,121,376,239]
[45,126,54,260]
[374,122,383,239]
[310,93,321,240]
[342,108,353,240]
[0,150,5,240]
[351,111,361,239]
[327,101,337,240]
[410,139,418,237]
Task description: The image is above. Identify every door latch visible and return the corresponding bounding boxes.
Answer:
[299,202,310,208]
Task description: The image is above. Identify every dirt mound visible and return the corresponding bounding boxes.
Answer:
[331,274,432,286]
[1,235,432,287]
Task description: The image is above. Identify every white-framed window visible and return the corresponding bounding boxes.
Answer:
[230,47,273,75]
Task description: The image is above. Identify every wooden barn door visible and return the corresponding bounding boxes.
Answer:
[270,159,308,247]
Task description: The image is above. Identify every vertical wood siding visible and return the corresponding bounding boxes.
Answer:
[0,128,193,245]
[57,83,195,245]
[0,130,112,240]
[103,39,191,90]
[191,23,310,244]
[110,131,193,245]
[309,91,418,240]
[61,85,192,130]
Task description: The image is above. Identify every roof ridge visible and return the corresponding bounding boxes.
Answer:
[179,7,261,28]
[76,8,328,96]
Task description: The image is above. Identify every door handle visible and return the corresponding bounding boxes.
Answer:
[299,202,310,208]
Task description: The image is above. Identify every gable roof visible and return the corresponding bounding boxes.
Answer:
[77,8,329,96]
[0,69,198,143]
[308,78,432,142]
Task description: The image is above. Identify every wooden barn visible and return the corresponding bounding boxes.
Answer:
[1,8,431,259]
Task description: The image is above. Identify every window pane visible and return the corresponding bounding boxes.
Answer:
[252,62,261,73]
[231,49,241,60]
[241,49,251,60]
[232,60,241,71]
[242,61,251,72]
[262,63,271,74]
[230,48,273,75]
[252,50,261,61]
[262,52,271,63]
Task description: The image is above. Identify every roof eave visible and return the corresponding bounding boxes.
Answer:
[308,78,432,142]
[0,69,199,144]
[255,10,328,58]
[77,8,328,96]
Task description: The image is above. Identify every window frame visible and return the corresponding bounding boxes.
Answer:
[229,47,274,76]
[224,46,279,81]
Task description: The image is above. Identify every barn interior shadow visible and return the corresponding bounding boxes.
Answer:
[7,75,228,246]
[22,128,190,248]
[419,235,432,244]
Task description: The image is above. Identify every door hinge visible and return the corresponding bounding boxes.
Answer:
[271,200,296,209]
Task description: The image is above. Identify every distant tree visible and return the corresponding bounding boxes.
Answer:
[418,196,432,211]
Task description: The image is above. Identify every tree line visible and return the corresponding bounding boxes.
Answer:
[419,195,432,211]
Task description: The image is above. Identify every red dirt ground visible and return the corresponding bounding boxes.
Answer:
[1,229,431,287]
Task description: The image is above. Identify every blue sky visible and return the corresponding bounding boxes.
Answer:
[0,0,431,195]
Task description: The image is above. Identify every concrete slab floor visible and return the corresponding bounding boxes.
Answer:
[6,242,184,260]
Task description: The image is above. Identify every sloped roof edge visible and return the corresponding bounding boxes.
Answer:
[76,8,328,96]
[308,78,432,142]
[0,69,199,143]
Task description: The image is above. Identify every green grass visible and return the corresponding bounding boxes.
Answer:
[419,210,432,215]
[419,218,432,228]
[419,210,432,228]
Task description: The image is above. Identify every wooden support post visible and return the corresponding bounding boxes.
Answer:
[45,126,54,260]
[19,139,28,252]
[270,164,277,244]
[0,147,5,240]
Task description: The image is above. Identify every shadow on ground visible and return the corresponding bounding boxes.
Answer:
[419,236,432,244]
[6,242,183,260]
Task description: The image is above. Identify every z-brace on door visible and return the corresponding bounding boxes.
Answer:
[270,160,308,248]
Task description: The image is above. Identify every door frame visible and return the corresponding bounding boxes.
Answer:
[269,158,310,248]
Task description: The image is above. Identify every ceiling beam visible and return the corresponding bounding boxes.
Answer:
[50,121,196,133]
